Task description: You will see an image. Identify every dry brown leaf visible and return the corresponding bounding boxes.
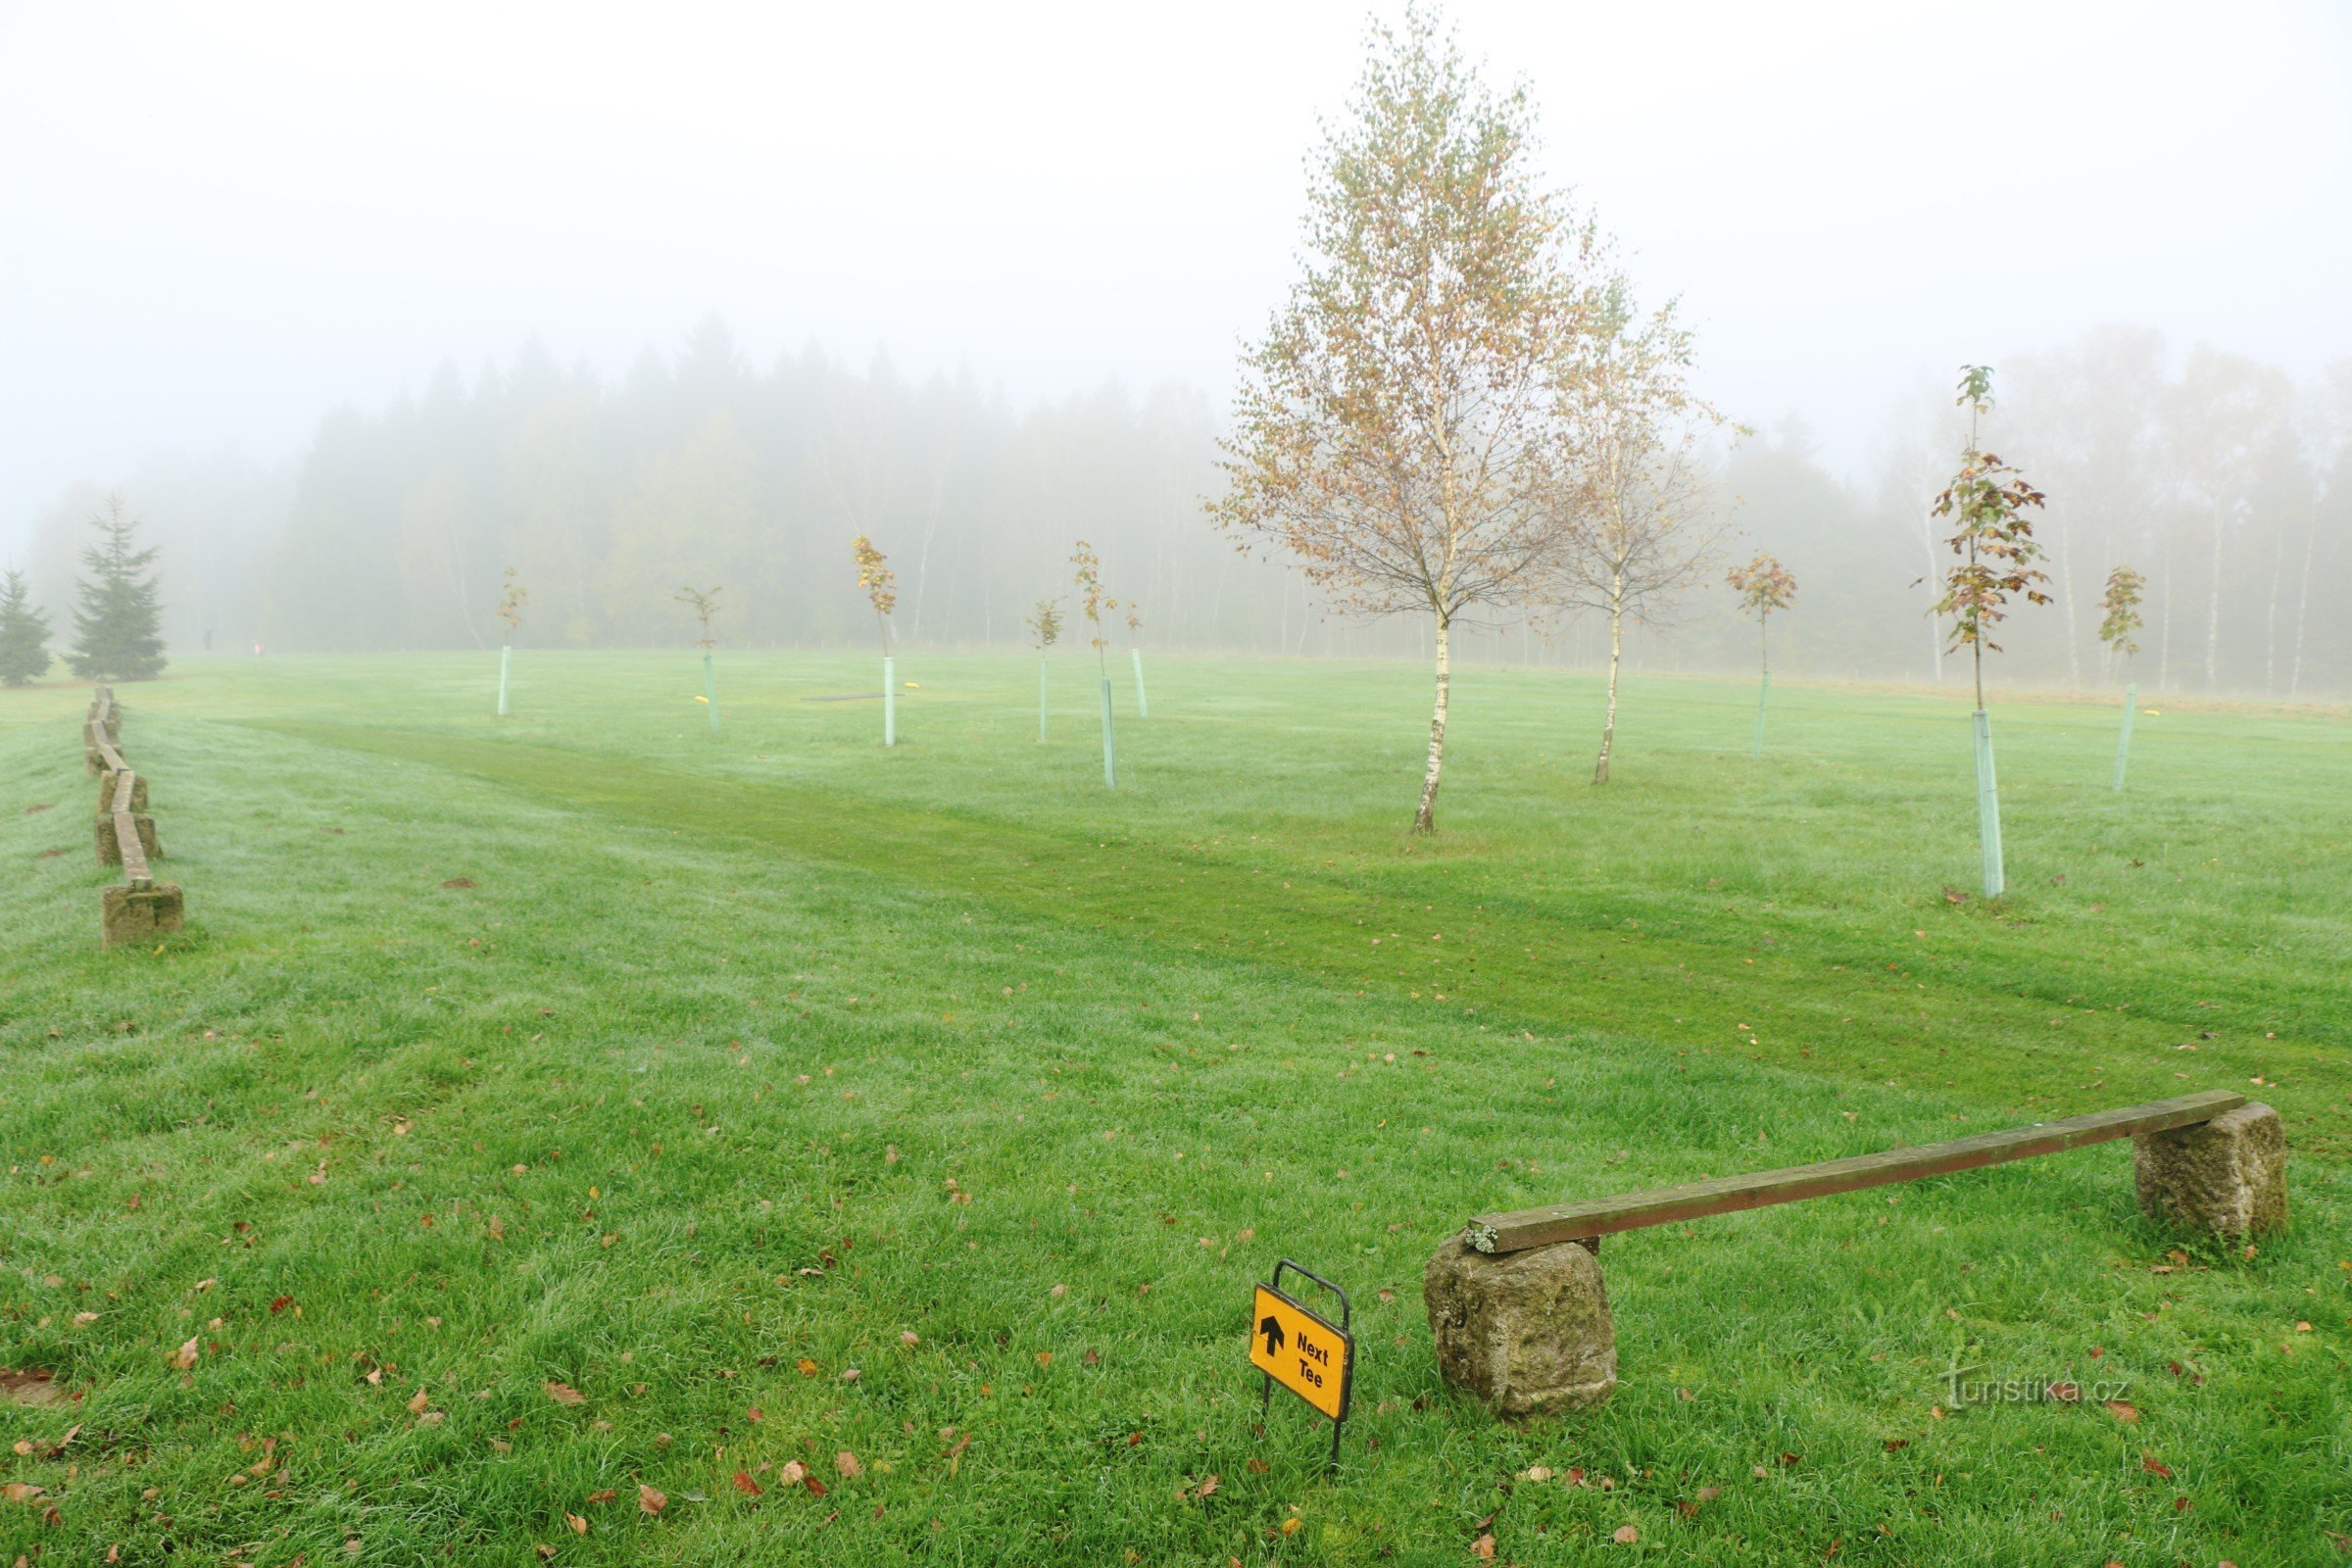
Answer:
[2104,1400,2140,1424]
[731,1470,762,1497]
[1470,1533,1495,1560]
[564,1511,587,1536]
[171,1336,200,1370]
[778,1460,807,1485]
[1612,1525,1641,1544]
[407,1389,431,1415]
[545,1381,586,1406]
[835,1450,861,1479]
[638,1483,666,1515]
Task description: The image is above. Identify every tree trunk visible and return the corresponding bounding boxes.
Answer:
[2288,520,2317,699]
[2264,534,2281,695]
[1921,504,1944,683]
[2056,523,2082,687]
[2157,529,2174,690]
[2204,505,2225,691]
[1593,595,1625,784]
[1413,615,1449,834]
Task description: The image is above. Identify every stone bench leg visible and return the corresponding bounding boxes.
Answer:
[1424,1237,1616,1418]
[101,882,184,947]
[2133,1102,2286,1237]
[96,769,148,814]
[92,814,161,865]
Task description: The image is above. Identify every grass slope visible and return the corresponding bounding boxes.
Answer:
[2,653,2346,1566]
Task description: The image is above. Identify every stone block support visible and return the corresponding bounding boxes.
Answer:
[101,882,183,947]
[2133,1102,2286,1237]
[1424,1236,1615,1418]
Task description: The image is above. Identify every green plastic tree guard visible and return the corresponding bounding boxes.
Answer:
[703,651,719,733]
[1973,708,2004,900]
[883,655,896,748]
[1099,676,1117,788]
[1131,648,1149,719]
[1038,659,1049,742]
[2112,682,2137,792]
[496,644,512,717]
[1751,670,1770,760]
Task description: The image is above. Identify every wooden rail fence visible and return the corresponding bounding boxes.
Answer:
[83,684,185,947]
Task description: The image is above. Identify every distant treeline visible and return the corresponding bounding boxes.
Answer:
[17,319,2348,697]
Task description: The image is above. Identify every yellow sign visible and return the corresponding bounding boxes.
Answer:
[1250,1284,1352,1421]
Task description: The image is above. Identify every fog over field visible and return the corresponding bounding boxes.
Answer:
[4,1,2348,692]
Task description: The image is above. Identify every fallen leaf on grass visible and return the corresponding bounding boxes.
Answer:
[2141,1453,2174,1479]
[638,1484,666,1515]
[545,1381,586,1405]
[2103,1400,2139,1424]
[732,1470,762,1497]
[171,1337,200,1370]
[835,1451,861,1479]
[1470,1534,1494,1560]
[778,1460,807,1485]
[408,1389,431,1414]
[584,1490,615,1504]
[1611,1525,1640,1544]
[564,1512,587,1536]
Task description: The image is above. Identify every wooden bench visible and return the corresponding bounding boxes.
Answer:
[1464,1090,2245,1253]
[1425,1090,2288,1419]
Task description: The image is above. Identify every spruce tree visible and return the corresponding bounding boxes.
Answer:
[70,495,168,681]
[0,568,54,687]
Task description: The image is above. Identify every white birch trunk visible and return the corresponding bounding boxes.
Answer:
[1413,615,1449,834]
[1593,589,1624,784]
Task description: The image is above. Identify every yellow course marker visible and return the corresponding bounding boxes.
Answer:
[1250,1260,1354,1468]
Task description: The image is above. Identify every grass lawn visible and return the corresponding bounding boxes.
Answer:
[3,650,2348,1566]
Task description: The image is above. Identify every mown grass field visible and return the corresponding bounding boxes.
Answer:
[3,651,2348,1567]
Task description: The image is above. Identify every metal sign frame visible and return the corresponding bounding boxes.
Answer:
[1254,1257,1353,1472]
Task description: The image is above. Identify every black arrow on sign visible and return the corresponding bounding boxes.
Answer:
[1258,1315,1286,1356]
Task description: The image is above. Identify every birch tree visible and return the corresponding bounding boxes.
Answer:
[1550,282,1729,784]
[1211,6,1596,833]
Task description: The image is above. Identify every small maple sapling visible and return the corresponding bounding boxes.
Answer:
[494,568,528,717]
[675,584,723,733]
[1072,541,1118,786]
[1924,365,2051,898]
[2099,564,2146,791]
[1724,553,1796,759]
[1123,602,1149,719]
[1024,596,1063,741]
[852,534,899,747]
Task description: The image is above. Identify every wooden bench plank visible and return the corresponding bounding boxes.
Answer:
[1465,1091,2247,1254]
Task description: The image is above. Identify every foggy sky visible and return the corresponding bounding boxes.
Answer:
[5,0,2349,561]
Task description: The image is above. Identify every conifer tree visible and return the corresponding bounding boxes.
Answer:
[70,495,168,681]
[0,568,54,687]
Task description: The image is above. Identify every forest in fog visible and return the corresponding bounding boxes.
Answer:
[15,317,2349,699]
